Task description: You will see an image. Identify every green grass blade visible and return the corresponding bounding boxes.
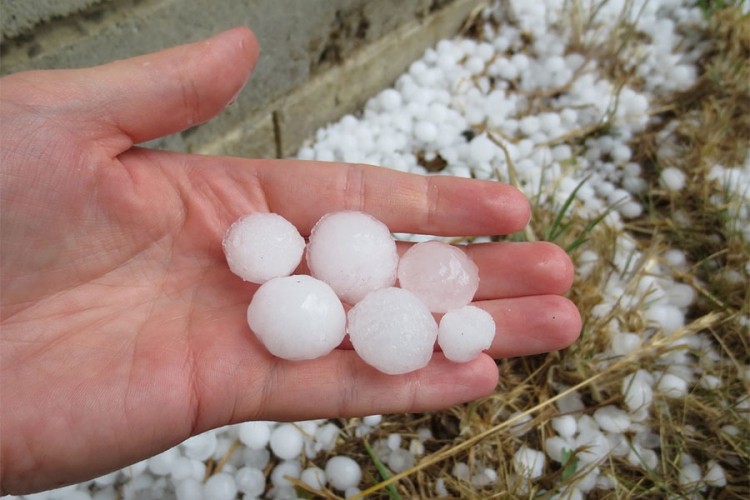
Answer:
[363,440,402,500]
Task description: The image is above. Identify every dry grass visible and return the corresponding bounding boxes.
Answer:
[317,3,750,500]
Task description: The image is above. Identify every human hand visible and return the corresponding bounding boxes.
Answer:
[0,28,580,494]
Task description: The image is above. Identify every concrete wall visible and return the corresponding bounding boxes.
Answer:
[1,0,483,157]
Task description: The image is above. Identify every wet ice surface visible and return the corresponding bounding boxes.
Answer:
[438,305,496,362]
[398,240,480,312]
[247,275,346,360]
[223,212,305,284]
[306,211,399,304]
[347,287,438,375]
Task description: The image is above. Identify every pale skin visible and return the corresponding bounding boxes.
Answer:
[0,28,581,494]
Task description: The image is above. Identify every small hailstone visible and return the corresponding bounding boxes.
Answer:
[315,422,340,451]
[247,275,346,360]
[238,421,271,450]
[242,447,270,470]
[703,460,727,487]
[348,287,438,374]
[678,463,702,488]
[300,466,327,489]
[435,477,449,497]
[362,414,382,427]
[519,116,541,135]
[270,423,305,460]
[593,405,631,433]
[223,213,305,284]
[271,460,302,489]
[169,457,205,485]
[235,467,266,497]
[469,134,497,164]
[398,241,479,313]
[379,88,402,111]
[387,449,416,473]
[452,462,470,481]
[438,305,495,362]
[387,433,402,451]
[307,211,399,304]
[574,430,610,464]
[325,456,362,491]
[147,447,179,476]
[409,438,425,456]
[513,446,546,479]
[181,431,217,462]
[551,415,577,438]
[656,373,689,398]
[667,283,695,308]
[175,477,204,500]
[611,332,642,356]
[544,436,571,463]
[203,473,237,500]
[345,487,362,499]
[660,167,687,191]
[415,121,439,142]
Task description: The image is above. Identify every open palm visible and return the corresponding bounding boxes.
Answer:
[0,28,580,494]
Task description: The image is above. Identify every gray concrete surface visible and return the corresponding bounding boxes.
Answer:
[1,0,110,41]
[1,0,483,157]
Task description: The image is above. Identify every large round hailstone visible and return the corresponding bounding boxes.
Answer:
[397,240,480,312]
[306,211,399,304]
[347,287,437,375]
[325,456,362,492]
[223,212,305,284]
[247,275,346,360]
[438,305,495,362]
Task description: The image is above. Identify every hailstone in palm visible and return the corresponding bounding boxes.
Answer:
[306,211,399,304]
[347,287,437,375]
[438,305,496,362]
[247,275,346,360]
[397,240,480,312]
[223,212,305,284]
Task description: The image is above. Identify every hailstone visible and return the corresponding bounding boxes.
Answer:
[247,275,346,360]
[347,287,437,375]
[397,240,480,312]
[223,212,305,284]
[438,305,496,362]
[306,211,399,304]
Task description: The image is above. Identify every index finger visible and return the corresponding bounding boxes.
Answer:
[252,160,531,236]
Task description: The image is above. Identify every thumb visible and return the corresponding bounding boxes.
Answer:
[104,27,258,145]
[76,27,258,148]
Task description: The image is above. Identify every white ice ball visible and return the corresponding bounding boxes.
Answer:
[306,211,399,304]
[203,473,237,500]
[270,423,305,460]
[247,275,346,360]
[593,405,631,433]
[348,287,438,375]
[513,446,546,479]
[223,213,305,284]
[175,478,204,500]
[238,421,271,450]
[235,467,266,497]
[181,431,217,462]
[438,305,495,362]
[469,134,497,164]
[398,241,479,313]
[271,460,302,489]
[325,456,362,491]
[660,167,686,191]
[300,466,327,489]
